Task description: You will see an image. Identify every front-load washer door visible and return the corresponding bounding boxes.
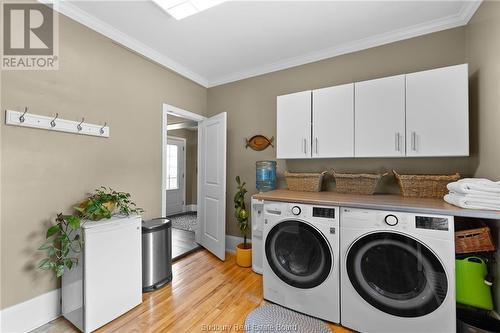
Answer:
[265,220,332,289]
[346,232,448,317]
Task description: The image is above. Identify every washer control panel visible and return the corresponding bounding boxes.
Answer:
[384,214,398,226]
[291,206,301,216]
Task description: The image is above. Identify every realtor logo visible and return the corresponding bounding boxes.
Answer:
[2,2,59,70]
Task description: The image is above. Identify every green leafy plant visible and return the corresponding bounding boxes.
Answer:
[234,176,250,248]
[38,214,83,277]
[74,187,144,221]
[39,187,144,277]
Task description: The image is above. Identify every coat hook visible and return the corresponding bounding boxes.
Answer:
[19,107,28,123]
[50,113,59,128]
[77,117,85,131]
[100,122,107,135]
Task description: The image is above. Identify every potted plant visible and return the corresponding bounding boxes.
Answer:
[75,187,143,221]
[234,176,251,267]
[38,187,143,277]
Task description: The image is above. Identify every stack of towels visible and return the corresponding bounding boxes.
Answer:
[444,178,500,210]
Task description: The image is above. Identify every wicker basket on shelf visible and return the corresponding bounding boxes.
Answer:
[393,170,460,198]
[333,171,388,195]
[455,220,496,254]
[284,171,326,192]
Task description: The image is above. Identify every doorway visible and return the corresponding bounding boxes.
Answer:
[165,136,186,216]
[166,117,199,260]
[162,104,227,261]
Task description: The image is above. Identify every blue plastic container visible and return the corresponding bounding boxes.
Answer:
[256,161,276,192]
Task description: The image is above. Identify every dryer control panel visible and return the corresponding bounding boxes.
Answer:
[341,207,454,240]
[313,207,336,219]
[415,216,449,231]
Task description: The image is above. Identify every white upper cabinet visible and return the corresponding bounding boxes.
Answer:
[277,91,312,159]
[275,64,468,159]
[406,64,469,157]
[312,84,354,158]
[355,75,406,157]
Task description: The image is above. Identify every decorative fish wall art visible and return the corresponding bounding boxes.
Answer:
[245,135,274,151]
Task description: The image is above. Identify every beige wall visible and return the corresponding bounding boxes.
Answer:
[207,27,479,237]
[466,1,500,310]
[0,15,207,309]
[466,1,500,180]
[167,128,198,205]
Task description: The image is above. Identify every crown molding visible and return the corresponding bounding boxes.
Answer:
[459,0,483,23]
[41,0,482,89]
[43,0,210,87]
[207,0,482,87]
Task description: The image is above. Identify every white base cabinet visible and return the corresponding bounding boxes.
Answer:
[62,215,142,333]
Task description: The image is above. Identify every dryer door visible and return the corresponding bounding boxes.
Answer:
[346,232,448,317]
[265,220,332,289]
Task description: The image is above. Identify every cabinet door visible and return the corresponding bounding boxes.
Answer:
[277,91,312,159]
[406,64,469,157]
[84,217,142,332]
[355,75,406,157]
[312,83,354,158]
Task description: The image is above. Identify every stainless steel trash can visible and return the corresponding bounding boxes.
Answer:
[142,218,172,292]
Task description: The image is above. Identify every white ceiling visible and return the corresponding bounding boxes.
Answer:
[55,0,481,87]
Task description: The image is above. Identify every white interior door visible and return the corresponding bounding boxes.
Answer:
[197,112,227,260]
[165,137,186,216]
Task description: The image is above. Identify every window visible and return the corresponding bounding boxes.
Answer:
[166,144,178,190]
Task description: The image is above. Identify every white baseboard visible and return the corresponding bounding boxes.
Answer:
[1,289,61,333]
[225,235,245,253]
[185,204,197,212]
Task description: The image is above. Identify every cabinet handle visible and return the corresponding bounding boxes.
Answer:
[395,133,399,151]
[411,132,417,151]
[303,138,307,154]
[315,137,318,155]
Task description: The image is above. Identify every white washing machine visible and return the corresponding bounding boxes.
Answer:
[263,201,340,323]
[340,207,455,333]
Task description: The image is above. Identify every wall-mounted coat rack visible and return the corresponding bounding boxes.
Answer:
[5,109,110,138]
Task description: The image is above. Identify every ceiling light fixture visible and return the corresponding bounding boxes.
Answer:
[152,0,227,20]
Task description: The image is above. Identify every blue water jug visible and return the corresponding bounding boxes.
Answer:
[256,161,276,192]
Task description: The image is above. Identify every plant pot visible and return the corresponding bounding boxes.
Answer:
[78,199,116,220]
[236,243,252,267]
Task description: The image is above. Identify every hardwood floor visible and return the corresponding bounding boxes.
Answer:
[33,250,352,333]
[172,228,200,261]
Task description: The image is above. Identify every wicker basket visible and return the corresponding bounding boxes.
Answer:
[333,171,388,195]
[284,171,326,192]
[455,220,496,254]
[393,170,460,198]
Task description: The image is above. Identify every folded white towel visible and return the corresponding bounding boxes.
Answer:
[452,193,500,201]
[447,178,500,195]
[444,193,500,211]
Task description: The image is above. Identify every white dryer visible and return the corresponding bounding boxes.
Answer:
[340,207,455,333]
[263,201,340,323]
